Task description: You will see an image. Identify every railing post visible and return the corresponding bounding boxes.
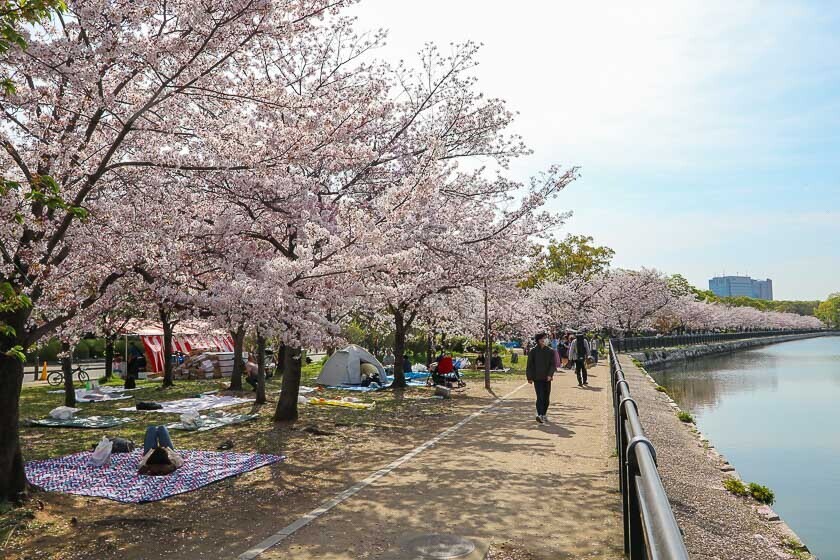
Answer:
[627,465,644,558]
[619,413,630,553]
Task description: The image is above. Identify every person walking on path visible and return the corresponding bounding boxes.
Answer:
[569,332,591,387]
[527,332,556,423]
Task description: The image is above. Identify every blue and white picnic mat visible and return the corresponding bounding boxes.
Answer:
[325,371,432,391]
[27,416,134,429]
[25,449,284,503]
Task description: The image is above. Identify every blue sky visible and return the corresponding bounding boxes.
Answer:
[350,1,840,300]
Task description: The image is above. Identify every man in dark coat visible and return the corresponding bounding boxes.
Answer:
[526,332,556,423]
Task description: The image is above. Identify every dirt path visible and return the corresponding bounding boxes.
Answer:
[246,364,623,560]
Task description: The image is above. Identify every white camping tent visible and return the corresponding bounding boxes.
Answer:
[316,345,387,386]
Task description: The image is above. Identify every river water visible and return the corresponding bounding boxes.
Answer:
[651,336,840,560]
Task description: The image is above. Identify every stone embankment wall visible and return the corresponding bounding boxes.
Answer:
[619,355,813,559]
[630,332,829,369]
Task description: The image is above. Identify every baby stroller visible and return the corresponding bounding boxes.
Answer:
[431,356,466,388]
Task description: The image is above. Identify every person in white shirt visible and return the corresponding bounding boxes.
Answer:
[568,333,592,387]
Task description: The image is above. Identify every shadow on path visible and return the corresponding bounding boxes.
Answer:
[253,364,624,560]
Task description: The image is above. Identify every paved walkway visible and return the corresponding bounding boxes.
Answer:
[242,363,623,560]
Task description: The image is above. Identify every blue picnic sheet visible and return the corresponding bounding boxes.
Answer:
[324,385,384,392]
[325,371,431,391]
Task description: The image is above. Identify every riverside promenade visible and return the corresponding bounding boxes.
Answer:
[238,363,624,560]
[237,337,821,560]
[619,354,813,560]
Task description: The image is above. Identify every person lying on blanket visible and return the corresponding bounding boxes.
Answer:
[138,426,184,476]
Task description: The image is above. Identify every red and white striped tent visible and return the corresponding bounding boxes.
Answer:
[120,320,235,373]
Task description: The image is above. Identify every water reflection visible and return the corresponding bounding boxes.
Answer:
[651,336,840,560]
[653,352,780,414]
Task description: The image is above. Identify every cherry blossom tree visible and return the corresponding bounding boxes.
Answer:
[0,0,360,501]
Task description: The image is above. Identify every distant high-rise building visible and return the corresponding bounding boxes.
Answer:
[709,276,773,300]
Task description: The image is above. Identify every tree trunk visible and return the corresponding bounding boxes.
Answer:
[392,310,407,388]
[229,324,246,391]
[160,307,174,388]
[0,343,27,502]
[275,343,286,379]
[256,332,267,404]
[62,341,75,407]
[274,346,302,422]
[325,311,335,356]
[484,284,491,390]
[104,335,115,381]
[426,329,435,367]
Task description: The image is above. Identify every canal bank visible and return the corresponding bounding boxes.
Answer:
[618,354,813,559]
[629,332,832,370]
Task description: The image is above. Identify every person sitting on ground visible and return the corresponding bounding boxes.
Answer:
[402,354,412,375]
[490,350,504,370]
[437,353,455,375]
[361,370,384,387]
[383,349,395,374]
[433,352,465,387]
[474,353,486,369]
[435,348,445,363]
[245,354,259,391]
[139,425,183,476]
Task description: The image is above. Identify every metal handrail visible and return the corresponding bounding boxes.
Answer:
[613,328,829,353]
[609,339,690,560]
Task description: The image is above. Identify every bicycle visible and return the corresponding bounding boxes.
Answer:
[47,366,90,387]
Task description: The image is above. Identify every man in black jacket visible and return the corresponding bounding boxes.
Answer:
[526,332,556,423]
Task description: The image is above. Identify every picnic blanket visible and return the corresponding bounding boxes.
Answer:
[75,390,134,403]
[47,386,142,395]
[167,413,259,432]
[325,375,429,391]
[119,395,254,415]
[406,380,429,387]
[25,449,284,503]
[27,416,135,429]
[308,398,375,410]
[277,385,316,395]
[324,384,384,392]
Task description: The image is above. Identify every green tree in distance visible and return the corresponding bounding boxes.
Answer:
[667,274,701,298]
[522,234,615,288]
[815,294,840,328]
